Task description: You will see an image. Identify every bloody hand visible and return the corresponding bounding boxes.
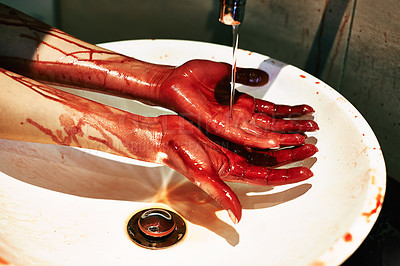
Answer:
[157,60,318,149]
[158,115,318,223]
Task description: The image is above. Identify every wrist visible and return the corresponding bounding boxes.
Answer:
[141,63,174,106]
[104,112,164,163]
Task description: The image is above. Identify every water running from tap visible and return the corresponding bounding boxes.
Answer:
[230,24,240,118]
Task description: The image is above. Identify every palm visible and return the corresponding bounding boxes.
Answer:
[159,60,318,149]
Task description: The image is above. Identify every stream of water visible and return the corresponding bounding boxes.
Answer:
[230,24,240,118]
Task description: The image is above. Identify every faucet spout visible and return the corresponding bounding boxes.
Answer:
[219,0,247,25]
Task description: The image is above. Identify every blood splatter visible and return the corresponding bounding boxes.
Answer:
[343,232,353,242]
[362,188,383,221]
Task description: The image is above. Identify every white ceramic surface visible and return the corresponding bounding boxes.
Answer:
[0,40,386,266]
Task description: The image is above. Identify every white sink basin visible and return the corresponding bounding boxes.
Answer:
[0,40,386,266]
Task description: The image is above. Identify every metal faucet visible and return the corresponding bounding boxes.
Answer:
[219,0,247,25]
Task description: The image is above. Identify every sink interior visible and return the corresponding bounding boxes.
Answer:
[0,40,386,266]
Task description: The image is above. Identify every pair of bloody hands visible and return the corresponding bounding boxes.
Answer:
[147,60,318,222]
[0,4,318,223]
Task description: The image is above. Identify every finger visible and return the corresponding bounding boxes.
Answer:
[236,68,269,86]
[248,144,318,167]
[207,134,316,167]
[172,140,242,223]
[208,120,280,149]
[233,123,279,149]
[274,132,306,147]
[227,165,314,186]
[230,128,305,149]
[255,98,315,118]
[197,173,242,223]
[227,125,305,149]
[252,113,319,133]
[206,111,306,149]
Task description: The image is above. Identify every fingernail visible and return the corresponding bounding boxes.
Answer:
[306,120,319,131]
[228,210,239,224]
[302,105,315,114]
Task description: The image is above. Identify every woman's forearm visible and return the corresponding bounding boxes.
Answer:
[0,4,171,105]
[0,68,164,163]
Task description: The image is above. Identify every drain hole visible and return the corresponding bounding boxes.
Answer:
[127,208,186,249]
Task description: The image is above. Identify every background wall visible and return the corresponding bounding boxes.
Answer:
[1,0,399,180]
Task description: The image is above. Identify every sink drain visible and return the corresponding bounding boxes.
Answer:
[127,208,186,249]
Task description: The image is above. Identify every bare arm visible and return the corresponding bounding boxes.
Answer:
[0,68,163,162]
